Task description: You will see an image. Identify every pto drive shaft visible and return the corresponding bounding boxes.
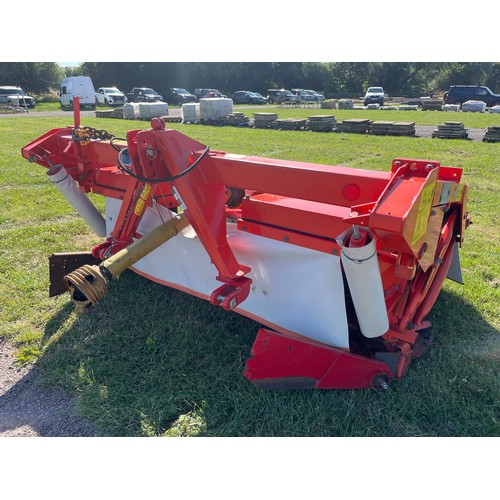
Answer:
[64,213,190,314]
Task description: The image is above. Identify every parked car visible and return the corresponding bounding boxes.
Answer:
[444,85,500,107]
[305,90,325,102]
[266,89,300,104]
[292,89,325,103]
[193,88,227,100]
[95,87,127,106]
[232,91,267,104]
[60,76,96,109]
[364,87,385,106]
[291,89,315,103]
[127,87,164,103]
[164,88,197,106]
[0,86,36,108]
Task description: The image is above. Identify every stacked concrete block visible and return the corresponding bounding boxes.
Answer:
[222,112,250,127]
[338,99,354,110]
[432,122,469,139]
[307,115,337,132]
[253,113,278,128]
[482,126,500,142]
[272,118,307,130]
[336,118,371,133]
[421,98,444,111]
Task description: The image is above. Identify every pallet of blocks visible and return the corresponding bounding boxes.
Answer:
[421,98,444,111]
[432,122,469,139]
[482,126,500,142]
[307,115,337,132]
[252,113,278,128]
[272,118,307,130]
[95,108,124,119]
[387,122,416,136]
[369,121,395,135]
[222,112,251,127]
[462,100,486,113]
[338,99,354,110]
[321,100,336,109]
[370,121,416,136]
[336,118,371,134]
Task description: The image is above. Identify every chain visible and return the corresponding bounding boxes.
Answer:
[73,126,115,145]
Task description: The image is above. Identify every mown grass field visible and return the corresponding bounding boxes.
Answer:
[0,108,499,437]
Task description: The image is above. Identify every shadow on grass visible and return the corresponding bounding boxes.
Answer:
[34,270,500,437]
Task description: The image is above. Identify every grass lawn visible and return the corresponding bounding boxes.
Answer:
[0,112,499,437]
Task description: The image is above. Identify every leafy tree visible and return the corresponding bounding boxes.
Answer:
[2,61,499,98]
[485,63,500,91]
[431,62,493,92]
[0,62,65,93]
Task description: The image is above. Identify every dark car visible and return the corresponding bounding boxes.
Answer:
[266,89,300,105]
[444,85,500,107]
[0,86,36,108]
[232,91,267,105]
[164,88,197,106]
[127,87,164,103]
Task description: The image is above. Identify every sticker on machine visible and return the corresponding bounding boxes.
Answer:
[412,182,435,246]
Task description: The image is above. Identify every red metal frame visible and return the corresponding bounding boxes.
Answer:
[21,108,469,389]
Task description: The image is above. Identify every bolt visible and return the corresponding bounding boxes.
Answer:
[145,147,157,159]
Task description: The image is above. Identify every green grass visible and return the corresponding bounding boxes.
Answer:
[0,112,499,437]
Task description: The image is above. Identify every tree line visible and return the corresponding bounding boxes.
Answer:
[1,62,499,98]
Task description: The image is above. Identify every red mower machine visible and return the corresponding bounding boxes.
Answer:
[21,99,470,390]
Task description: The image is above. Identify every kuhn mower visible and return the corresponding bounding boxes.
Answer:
[21,99,470,390]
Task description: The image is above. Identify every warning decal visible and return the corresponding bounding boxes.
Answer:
[412,182,435,246]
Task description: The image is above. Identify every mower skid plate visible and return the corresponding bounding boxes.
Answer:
[244,329,393,390]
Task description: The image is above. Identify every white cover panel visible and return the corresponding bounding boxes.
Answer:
[105,198,350,348]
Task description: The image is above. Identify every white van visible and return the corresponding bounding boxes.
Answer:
[60,76,96,109]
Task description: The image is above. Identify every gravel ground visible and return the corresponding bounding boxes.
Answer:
[0,339,102,437]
